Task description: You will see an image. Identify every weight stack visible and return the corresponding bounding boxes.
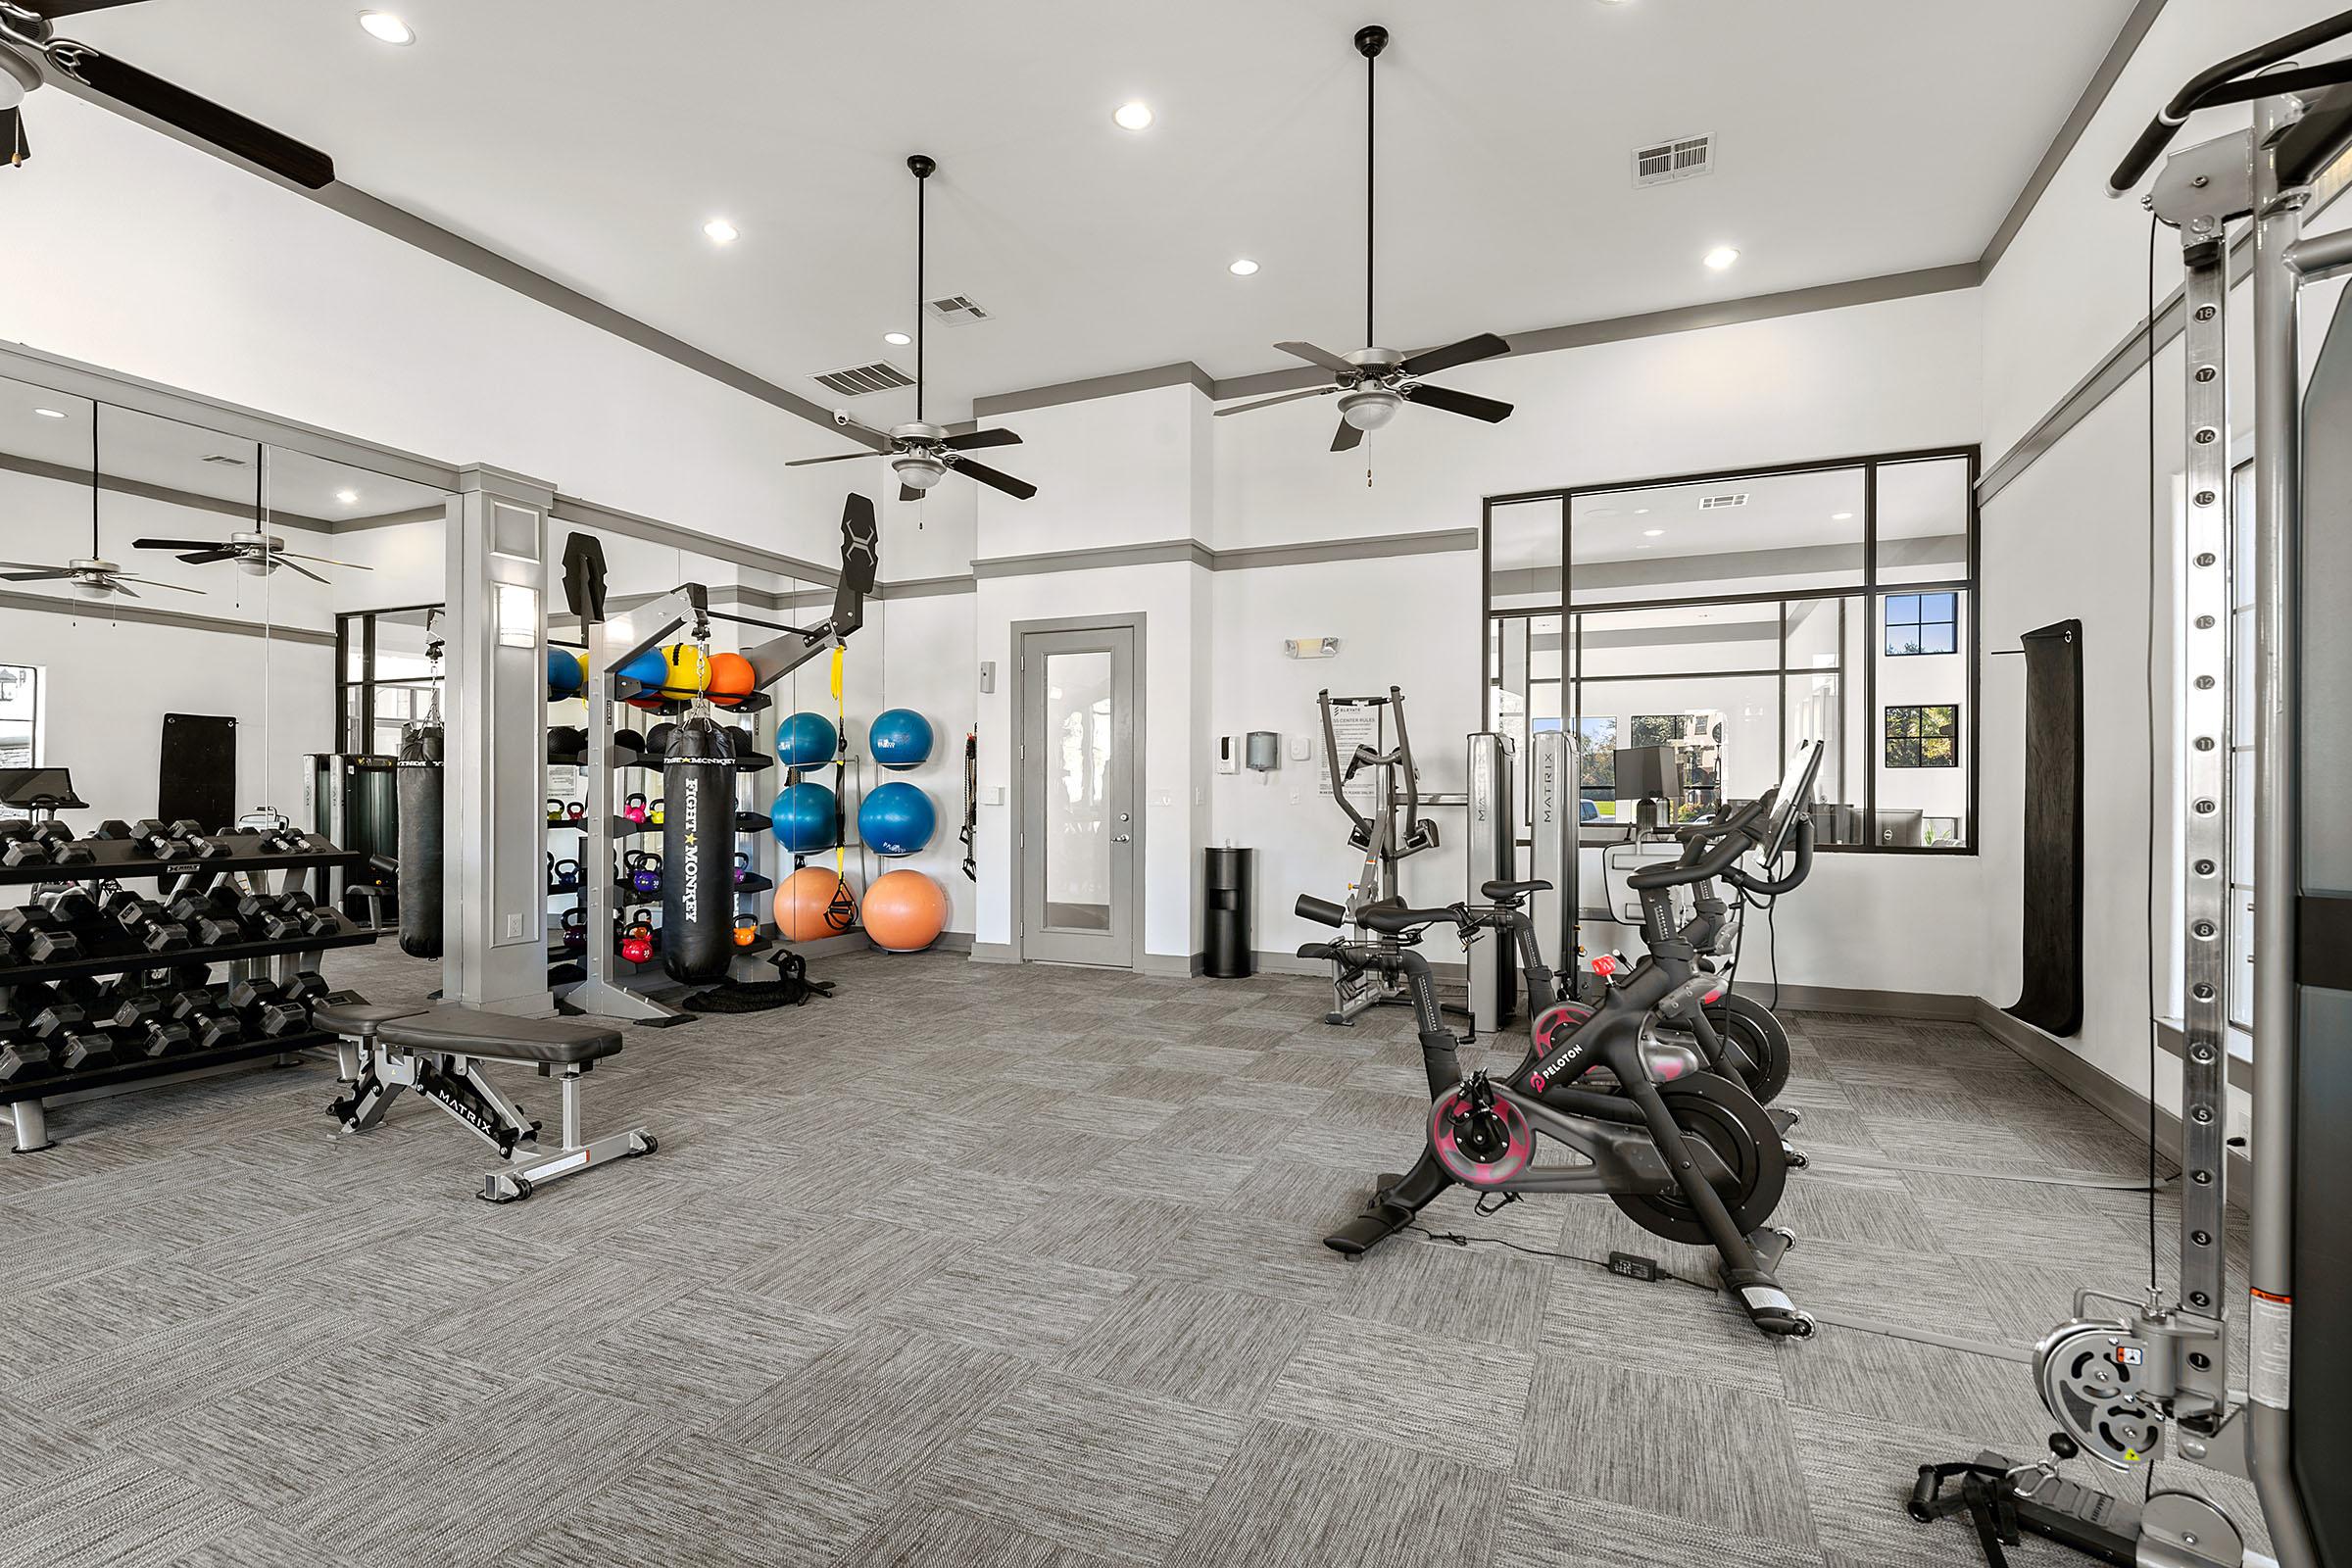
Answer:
[661,713,736,984]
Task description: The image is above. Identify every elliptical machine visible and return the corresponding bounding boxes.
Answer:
[1313,741,1824,1339]
[1300,687,1442,1025]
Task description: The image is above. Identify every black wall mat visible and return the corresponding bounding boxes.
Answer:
[159,711,236,830]
[2006,619,2083,1035]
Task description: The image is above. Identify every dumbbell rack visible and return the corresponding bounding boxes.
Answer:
[0,832,373,1154]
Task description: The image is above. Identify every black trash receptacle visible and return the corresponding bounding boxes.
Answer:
[1203,847,1255,979]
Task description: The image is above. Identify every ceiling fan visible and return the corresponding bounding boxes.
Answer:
[131,449,374,585]
[1216,24,1515,452]
[788,155,1038,503]
[0,403,204,599]
[0,0,335,187]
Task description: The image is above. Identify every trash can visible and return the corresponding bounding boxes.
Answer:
[1202,847,1255,979]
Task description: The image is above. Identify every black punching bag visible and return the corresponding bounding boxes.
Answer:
[662,712,734,983]
[395,721,444,958]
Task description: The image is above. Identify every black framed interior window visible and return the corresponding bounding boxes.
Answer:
[1885,704,1959,767]
[1885,592,1958,656]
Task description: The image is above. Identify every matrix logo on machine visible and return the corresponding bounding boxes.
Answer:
[678,774,699,924]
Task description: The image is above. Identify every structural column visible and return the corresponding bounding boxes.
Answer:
[444,465,557,1013]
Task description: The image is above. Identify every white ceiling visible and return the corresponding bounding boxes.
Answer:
[55,0,2135,423]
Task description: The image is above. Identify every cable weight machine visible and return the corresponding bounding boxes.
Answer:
[1296,688,1443,1025]
[1909,20,2352,1567]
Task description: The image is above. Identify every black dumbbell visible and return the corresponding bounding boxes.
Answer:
[88,984,164,1035]
[2,834,51,868]
[121,1017,193,1059]
[24,987,89,1042]
[33,823,94,866]
[282,970,329,1009]
[129,820,185,859]
[113,898,191,955]
[224,978,306,1037]
[235,892,301,942]
[57,1028,119,1072]
[40,887,99,928]
[0,1036,50,1082]
[90,820,133,842]
[275,891,335,938]
[180,1006,242,1051]
[164,892,241,948]
[0,909,83,965]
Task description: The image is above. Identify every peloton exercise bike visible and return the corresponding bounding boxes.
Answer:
[1310,740,1824,1339]
[1300,687,1445,1025]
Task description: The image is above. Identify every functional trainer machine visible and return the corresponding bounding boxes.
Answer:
[1909,23,2352,1566]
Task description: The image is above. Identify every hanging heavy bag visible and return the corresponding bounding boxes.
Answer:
[661,711,736,984]
[394,720,444,959]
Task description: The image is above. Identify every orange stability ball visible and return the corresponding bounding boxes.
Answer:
[862,868,949,954]
[774,866,855,942]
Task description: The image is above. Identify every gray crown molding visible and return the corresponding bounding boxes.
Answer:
[0,449,340,534]
[0,584,335,644]
[548,492,843,587]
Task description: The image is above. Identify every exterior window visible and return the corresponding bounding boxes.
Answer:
[1885,704,1959,768]
[0,663,37,767]
[1885,592,1958,656]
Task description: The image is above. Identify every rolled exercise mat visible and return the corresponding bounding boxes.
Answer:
[662,712,737,984]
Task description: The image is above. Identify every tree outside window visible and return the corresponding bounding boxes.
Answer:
[1885,704,1959,767]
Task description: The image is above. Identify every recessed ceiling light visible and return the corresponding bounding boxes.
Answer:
[357,11,414,45]
[1642,528,1665,537]
[1703,245,1740,270]
[1831,512,1853,520]
[336,489,360,505]
[1113,101,1153,131]
[703,218,740,245]
[883,331,912,346]
[1228,259,1259,276]
[32,407,66,418]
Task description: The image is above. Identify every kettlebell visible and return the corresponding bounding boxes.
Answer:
[565,801,587,822]
[620,909,656,964]
[649,796,665,826]
[553,857,580,890]
[560,908,587,951]
[631,851,663,894]
[545,798,564,825]
[622,791,649,825]
[733,851,752,886]
[731,914,759,948]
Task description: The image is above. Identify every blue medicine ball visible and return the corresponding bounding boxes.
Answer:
[770,780,838,854]
[615,648,668,692]
[867,708,935,771]
[858,781,936,858]
[774,710,839,768]
[546,647,585,699]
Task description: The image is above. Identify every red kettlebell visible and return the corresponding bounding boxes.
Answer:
[622,791,649,825]
[620,909,655,964]
[565,801,587,822]
[731,913,759,948]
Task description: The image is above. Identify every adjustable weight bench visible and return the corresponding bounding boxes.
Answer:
[321,1001,657,1201]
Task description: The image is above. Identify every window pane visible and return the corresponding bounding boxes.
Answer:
[1575,676,1778,820]
[1877,593,1970,847]
[1490,497,1564,612]
[1575,716,1619,819]
[1578,602,1781,677]
[1570,466,1863,607]
[1876,456,1971,585]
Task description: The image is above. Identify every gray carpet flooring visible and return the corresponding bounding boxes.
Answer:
[0,945,2269,1567]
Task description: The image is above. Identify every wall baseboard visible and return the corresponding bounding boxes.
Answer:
[1729,981,1980,1020]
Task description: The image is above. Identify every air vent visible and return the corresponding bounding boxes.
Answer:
[201,453,250,466]
[810,361,915,398]
[1633,133,1713,187]
[924,294,992,325]
[1697,492,1747,511]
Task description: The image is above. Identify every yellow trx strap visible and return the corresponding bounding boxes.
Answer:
[827,643,858,932]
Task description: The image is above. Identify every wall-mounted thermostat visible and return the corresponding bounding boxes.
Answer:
[1246,732,1280,772]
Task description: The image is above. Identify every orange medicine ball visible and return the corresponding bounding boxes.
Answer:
[706,651,756,708]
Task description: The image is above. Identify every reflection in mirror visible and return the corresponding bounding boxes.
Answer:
[1875,458,1972,586]
[1570,466,1864,607]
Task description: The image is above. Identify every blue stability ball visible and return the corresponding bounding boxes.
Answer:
[547,647,584,698]
[615,648,668,692]
[867,708,935,771]
[858,781,936,858]
[770,780,839,854]
[775,710,839,768]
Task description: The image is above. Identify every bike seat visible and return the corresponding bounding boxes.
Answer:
[1358,903,1461,936]
[1480,878,1552,902]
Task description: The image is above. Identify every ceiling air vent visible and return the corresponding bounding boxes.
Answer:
[1633,133,1713,187]
[810,361,915,398]
[1697,492,1748,511]
[924,294,992,326]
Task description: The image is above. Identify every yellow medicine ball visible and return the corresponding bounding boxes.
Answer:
[661,643,710,698]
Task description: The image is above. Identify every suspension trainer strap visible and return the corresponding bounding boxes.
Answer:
[826,644,858,932]
[959,728,978,881]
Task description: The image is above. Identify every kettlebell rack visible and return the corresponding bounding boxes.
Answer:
[0,826,374,1154]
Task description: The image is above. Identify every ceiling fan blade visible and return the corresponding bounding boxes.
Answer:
[899,485,925,504]
[111,573,204,594]
[1331,418,1365,454]
[1400,332,1512,378]
[1405,382,1514,423]
[98,577,138,598]
[175,549,238,564]
[785,451,877,467]
[278,549,370,570]
[1213,386,1338,418]
[270,556,330,584]
[25,1,158,16]
[942,427,1022,452]
[1275,341,1358,375]
[0,568,72,581]
[952,459,1038,501]
[132,537,227,552]
[43,41,336,189]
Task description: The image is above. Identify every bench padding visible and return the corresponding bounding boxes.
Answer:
[314,1001,431,1037]
[376,1005,624,1066]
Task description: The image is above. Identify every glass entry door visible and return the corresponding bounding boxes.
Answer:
[1018,624,1137,967]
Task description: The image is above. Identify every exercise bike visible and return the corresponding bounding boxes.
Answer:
[1314,741,1823,1340]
